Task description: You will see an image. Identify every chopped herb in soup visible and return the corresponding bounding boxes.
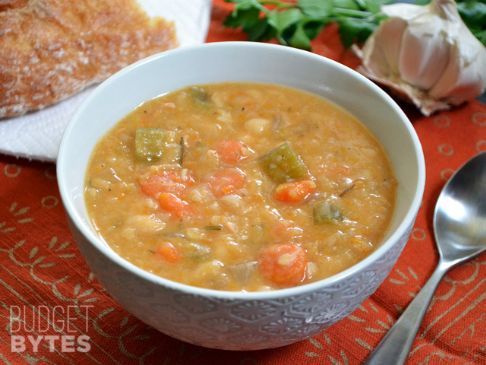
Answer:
[85,83,396,291]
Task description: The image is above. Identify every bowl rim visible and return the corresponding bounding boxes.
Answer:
[57,41,426,300]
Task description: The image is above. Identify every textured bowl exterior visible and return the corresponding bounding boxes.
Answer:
[70,218,412,350]
[58,43,425,351]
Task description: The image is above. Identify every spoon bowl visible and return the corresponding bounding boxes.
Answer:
[434,152,486,261]
[367,151,486,365]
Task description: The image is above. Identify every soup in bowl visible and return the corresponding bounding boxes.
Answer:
[85,82,396,291]
[58,42,425,350]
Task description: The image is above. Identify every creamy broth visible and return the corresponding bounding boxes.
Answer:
[85,83,396,291]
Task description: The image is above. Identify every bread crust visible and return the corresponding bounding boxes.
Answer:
[0,0,177,118]
[0,0,28,12]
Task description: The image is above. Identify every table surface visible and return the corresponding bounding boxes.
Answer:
[1,1,485,364]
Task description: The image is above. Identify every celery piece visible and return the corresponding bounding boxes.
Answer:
[190,86,210,105]
[162,143,182,165]
[260,142,309,183]
[313,201,343,224]
[135,128,165,162]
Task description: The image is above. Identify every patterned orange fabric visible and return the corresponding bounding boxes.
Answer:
[0,1,485,363]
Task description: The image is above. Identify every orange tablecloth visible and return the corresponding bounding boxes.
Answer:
[1,1,485,364]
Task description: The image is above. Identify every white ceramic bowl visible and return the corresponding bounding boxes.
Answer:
[57,42,425,350]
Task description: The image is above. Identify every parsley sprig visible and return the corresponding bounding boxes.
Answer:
[224,0,389,50]
[224,0,486,50]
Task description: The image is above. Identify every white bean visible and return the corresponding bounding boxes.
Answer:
[217,110,233,123]
[306,262,318,279]
[125,214,166,233]
[219,194,244,212]
[194,260,225,279]
[85,187,98,199]
[90,177,111,190]
[186,228,206,240]
[244,118,270,134]
[143,197,159,210]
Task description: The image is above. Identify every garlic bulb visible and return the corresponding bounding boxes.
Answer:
[356,0,486,116]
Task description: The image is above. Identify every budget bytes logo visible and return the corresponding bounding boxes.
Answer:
[9,305,92,353]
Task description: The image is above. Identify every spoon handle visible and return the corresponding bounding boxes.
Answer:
[365,262,452,365]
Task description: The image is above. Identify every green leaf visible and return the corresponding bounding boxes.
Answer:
[354,0,367,9]
[267,8,303,32]
[455,0,486,45]
[469,27,486,46]
[363,0,382,14]
[224,0,266,30]
[333,0,360,11]
[298,0,333,18]
[224,7,260,29]
[457,1,486,29]
[248,17,276,41]
[228,0,262,8]
[288,22,312,50]
[338,18,377,47]
[267,8,304,42]
[303,20,327,39]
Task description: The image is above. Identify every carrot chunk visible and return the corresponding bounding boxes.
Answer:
[139,169,195,198]
[208,168,246,197]
[216,140,250,165]
[259,244,307,287]
[158,192,193,218]
[274,180,316,203]
[155,242,181,263]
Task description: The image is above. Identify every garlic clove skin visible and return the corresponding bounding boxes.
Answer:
[398,10,451,89]
[371,18,407,77]
[429,18,486,104]
[357,0,486,116]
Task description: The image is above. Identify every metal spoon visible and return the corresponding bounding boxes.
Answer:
[366,151,486,365]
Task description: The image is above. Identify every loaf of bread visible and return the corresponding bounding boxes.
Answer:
[0,0,177,118]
